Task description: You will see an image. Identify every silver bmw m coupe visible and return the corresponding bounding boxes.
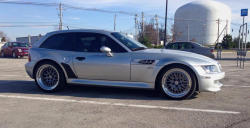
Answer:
[25,29,225,100]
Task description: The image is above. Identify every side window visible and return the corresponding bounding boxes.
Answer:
[172,43,181,49]
[40,33,74,51]
[75,32,127,53]
[181,43,193,49]
[106,36,127,53]
[8,43,12,47]
[165,44,173,49]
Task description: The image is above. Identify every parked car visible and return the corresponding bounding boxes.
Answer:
[25,30,225,100]
[164,42,215,58]
[1,42,30,58]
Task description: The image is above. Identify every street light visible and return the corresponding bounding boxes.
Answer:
[164,0,168,46]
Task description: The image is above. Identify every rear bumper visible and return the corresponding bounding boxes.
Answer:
[25,61,36,79]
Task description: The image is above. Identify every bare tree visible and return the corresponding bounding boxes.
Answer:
[0,31,9,42]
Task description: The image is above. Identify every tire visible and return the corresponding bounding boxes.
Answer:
[156,65,196,100]
[34,61,66,93]
[12,51,18,58]
[1,51,4,58]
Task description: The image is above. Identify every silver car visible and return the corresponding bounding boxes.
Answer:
[25,29,225,100]
[164,42,215,58]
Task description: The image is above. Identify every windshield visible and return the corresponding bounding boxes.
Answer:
[13,43,29,47]
[111,33,147,51]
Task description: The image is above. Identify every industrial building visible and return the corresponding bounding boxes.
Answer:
[174,0,231,46]
[16,34,43,45]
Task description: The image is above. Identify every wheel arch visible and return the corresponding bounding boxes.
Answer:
[33,59,68,79]
[155,63,200,91]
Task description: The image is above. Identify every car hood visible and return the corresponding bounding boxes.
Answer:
[131,49,218,66]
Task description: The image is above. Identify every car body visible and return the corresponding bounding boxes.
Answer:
[1,42,30,58]
[25,29,225,100]
[164,42,215,58]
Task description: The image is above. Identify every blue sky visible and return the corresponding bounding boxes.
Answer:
[0,0,249,41]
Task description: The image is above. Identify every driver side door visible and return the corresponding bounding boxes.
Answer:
[72,32,131,81]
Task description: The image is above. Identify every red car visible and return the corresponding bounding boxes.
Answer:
[0,42,30,58]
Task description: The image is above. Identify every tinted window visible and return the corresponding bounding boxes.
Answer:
[75,32,127,53]
[181,43,193,49]
[40,33,74,51]
[166,43,180,49]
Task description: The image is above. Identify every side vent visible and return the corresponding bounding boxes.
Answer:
[138,60,156,64]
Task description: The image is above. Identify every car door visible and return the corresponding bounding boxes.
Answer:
[6,42,13,55]
[73,32,131,81]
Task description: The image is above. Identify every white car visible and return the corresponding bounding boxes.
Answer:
[25,29,225,100]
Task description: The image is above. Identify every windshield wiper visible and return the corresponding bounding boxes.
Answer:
[132,47,147,51]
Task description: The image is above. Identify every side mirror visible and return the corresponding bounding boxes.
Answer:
[100,46,113,57]
[8,46,12,48]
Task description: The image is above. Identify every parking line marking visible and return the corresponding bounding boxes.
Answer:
[0,94,240,114]
[224,85,250,88]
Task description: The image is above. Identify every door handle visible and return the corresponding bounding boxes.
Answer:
[76,57,85,61]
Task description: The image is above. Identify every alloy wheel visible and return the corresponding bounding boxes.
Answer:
[36,64,60,91]
[162,68,192,98]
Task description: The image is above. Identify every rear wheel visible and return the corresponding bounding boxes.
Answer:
[156,65,196,100]
[1,51,4,58]
[12,51,18,58]
[34,61,66,92]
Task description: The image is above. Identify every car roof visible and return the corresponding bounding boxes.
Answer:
[47,29,115,35]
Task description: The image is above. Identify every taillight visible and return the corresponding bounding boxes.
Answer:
[28,54,31,62]
[211,50,214,52]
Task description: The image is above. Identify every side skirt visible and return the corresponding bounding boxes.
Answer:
[67,79,155,89]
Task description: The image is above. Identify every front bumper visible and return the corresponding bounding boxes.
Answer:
[193,66,225,92]
[18,52,29,56]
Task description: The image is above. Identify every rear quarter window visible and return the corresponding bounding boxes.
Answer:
[40,33,74,51]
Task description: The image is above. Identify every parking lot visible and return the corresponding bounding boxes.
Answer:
[0,53,250,128]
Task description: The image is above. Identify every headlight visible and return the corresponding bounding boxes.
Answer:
[18,49,22,52]
[202,65,220,73]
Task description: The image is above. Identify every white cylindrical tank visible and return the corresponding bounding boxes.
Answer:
[174,0,231,45]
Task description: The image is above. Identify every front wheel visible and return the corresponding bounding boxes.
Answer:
[156,65,196,100]
[34,61,66,92]
[12,51,18,58]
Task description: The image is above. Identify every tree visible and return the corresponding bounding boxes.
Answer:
[1,37,6,42]
[138,35,153,48]
[0,31,10,42]
[222,34,233,49]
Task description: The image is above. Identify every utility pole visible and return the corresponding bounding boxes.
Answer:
[217,18,220,44]
[141,12,144,36]
[164,0,168,46]
[226,20,228,35]
[114,14,116,31]
[59,3,63,30]
[186,25,189,41]
[155,14,159,46]
[203,24,206,45]
[134,14,138,41]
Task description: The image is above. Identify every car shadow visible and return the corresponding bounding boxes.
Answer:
[0,80,198,101]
